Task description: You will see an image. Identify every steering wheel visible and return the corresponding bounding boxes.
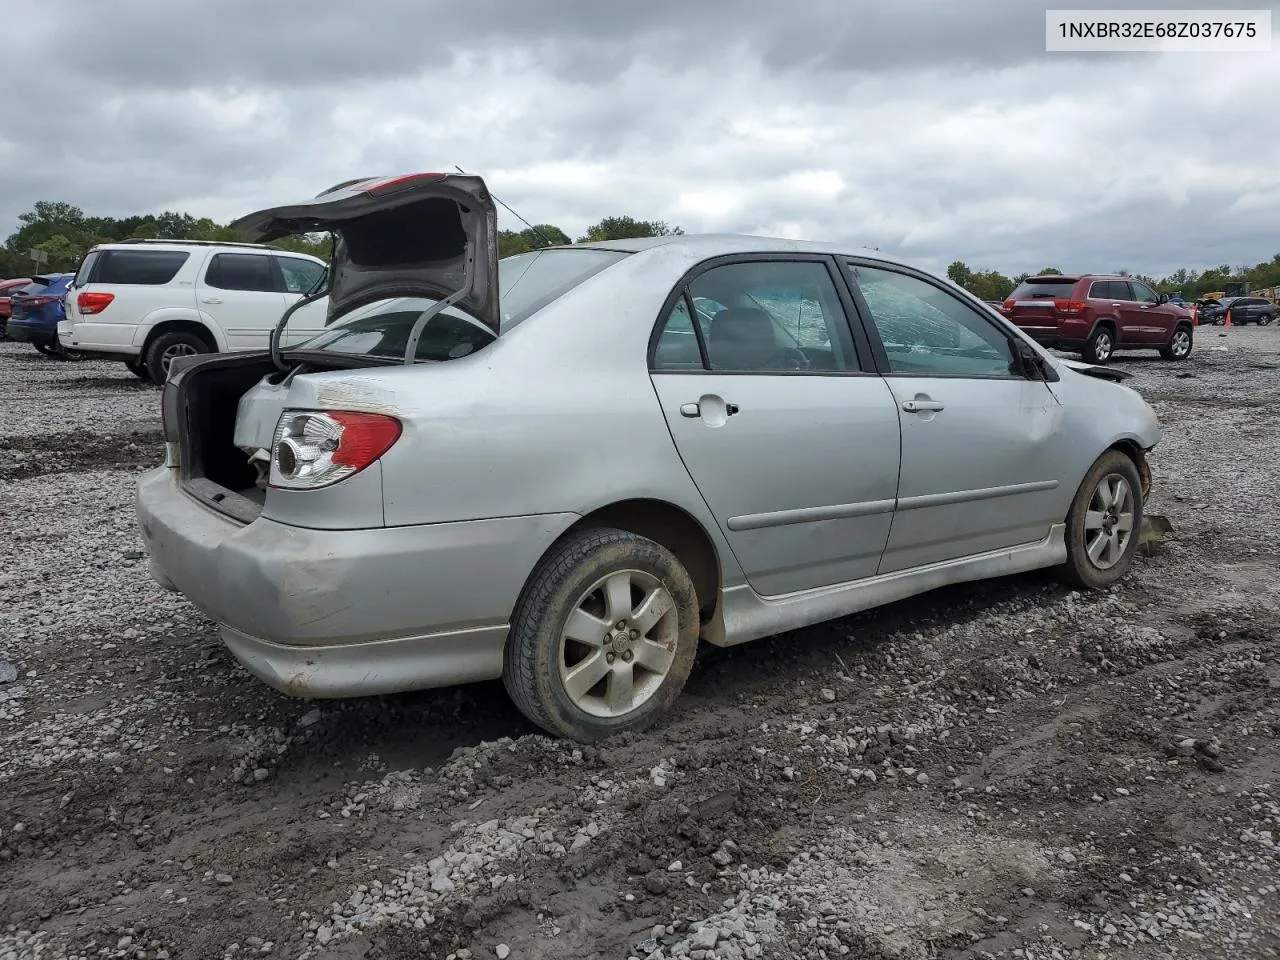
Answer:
[763,347,812,371]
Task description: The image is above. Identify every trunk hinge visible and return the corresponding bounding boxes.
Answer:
[269,235,336,372]
[401,241,476,365]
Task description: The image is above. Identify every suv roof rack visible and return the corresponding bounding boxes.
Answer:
[112,238,274,249]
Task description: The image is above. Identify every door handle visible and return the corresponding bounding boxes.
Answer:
[679,398,740,420]
[202,297,223,304]
[901,399,945,414]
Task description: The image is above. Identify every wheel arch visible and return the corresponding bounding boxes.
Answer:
[139,317,223,358]
[515,497,724,640]
[1106,438,1151,500]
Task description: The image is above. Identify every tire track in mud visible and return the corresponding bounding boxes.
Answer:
[0,429,164,480]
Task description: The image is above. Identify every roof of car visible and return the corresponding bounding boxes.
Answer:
[568,232,922,266]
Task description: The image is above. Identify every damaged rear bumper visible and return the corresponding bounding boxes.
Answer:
[135,465,577,697]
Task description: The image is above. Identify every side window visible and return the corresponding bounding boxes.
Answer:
[849,263,1017,378]
[205,253,278,293]
[1090,280,1125,300]
[653,296,703,370]
[277,257,326,294]
[1130,281,1159,304]
[656,260,854,373]
[94,250,189,285]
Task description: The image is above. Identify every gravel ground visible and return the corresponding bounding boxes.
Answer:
[0,328,1277,960]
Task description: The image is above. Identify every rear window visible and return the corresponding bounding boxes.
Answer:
[1008,279,1078,301]
[296,300,495,362]
[289,248,630,362]
[88,249,190,285]
[497,248,630,331]
[17,280,51,295]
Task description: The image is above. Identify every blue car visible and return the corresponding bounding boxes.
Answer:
[7,273,78,358]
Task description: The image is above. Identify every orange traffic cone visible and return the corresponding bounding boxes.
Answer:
[1224,308,1233,327]
[1190,305,1199,325]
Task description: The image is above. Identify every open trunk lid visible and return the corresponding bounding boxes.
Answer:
[230,172,500,334]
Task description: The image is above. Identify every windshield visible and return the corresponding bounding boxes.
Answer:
[288,247,629,361]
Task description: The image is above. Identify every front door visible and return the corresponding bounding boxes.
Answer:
[844,261,1070,573]
[649,257,902,597]
[1118,280,1172,344]
[197,252,287,352]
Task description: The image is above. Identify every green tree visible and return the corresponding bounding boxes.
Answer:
[1036,267,1063,275]
[946,260,973,287]
[577,216,683,243]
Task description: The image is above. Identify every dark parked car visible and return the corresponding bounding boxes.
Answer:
[7,274,78,357]
[1197,296,1275,326]
[0,277,32,338]
[1001,274,1193,364]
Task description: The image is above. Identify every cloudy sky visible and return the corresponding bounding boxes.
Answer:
[4,0,1278,278]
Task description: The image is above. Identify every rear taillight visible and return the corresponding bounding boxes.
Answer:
[77,291,115,315]
[24,295,55,306]
[1001,298,1015,312]
[269,410,402,490]
[1054,299,1086,314]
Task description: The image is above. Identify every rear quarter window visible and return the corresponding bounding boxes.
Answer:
[89,250,190,285]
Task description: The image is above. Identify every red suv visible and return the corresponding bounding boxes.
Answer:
[1001,274,1194,364]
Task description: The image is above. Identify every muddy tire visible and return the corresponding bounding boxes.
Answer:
[145,331,209,384]
[1059,450,1144,590]
[1160,325,1193,361]
[125,357,153,382]
[503,527,699,742]
[1082,326,1115,364]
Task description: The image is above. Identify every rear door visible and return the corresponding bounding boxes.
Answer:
[844,260,1070,573]
[197,251,287,351]
[649,255,902,597]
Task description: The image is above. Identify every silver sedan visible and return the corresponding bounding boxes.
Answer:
[136,173,1162,741]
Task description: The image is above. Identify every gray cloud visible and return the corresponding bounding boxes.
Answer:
[2,0,1278,278]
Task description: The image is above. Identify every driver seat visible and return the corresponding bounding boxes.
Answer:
[707,308,778,370]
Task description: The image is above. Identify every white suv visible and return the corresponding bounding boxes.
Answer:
[60,240,329,382]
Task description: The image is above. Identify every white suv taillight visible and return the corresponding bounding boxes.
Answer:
[268,410,402,490]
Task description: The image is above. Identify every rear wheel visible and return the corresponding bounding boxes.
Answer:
[124,357,153,382]
[1160,325,1192,361]
[144,331,209,383]
[33,342,58,357]
[1259,312,1275,326]
[1059,450,1143,590]
[1082,326,1115,364]
[503,528,700,742]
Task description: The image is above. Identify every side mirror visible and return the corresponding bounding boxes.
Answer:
[1015,340,1047,380]
[1157,293,1169,304]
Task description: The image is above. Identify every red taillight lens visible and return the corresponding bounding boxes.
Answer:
[1001,299,1015,312]
[78,291,115,315]
[269,410,402,489]
[24,295,55,306]
[1054,299,1086,314]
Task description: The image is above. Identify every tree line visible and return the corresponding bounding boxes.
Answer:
[947,256,1280,302]
[0,202,683,278]
[4,199,1276,301]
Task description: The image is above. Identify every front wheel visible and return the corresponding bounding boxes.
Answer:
[1160,326,1192,361]
[1059,451,1144,590]
[503,528,700,741]
[1082,326,1115,364]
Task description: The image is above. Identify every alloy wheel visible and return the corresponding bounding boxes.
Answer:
[1083,473,1135,570]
